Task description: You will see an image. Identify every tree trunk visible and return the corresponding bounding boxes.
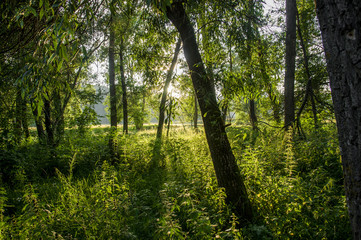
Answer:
[284,0,297,129]
[31,101,45,142]
[120,38,128,134]
[140,88,146,130]
[108,15,117,157]
[156,37,181,140]
[249,99,258,130]
[53,90,64,146]
[166,98,172,138]
[109,17,117,129]
[193,92,198,130]
[43,98,54,147]
[222,102,228,125]
[15,90,23,143]
[21,97,30,139]
[166,2,253,223]
[316,1,361,238]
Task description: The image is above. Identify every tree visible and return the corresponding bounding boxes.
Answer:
[165,1,253,223]
[156,37,181,141]
[315,0,361,238]
[108,13,118,155]
[115,0,140,134]
[284,0,297,129]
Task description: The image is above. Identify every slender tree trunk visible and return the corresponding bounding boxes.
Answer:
[109,17,117,129]
[316,1,361,238]
[310,92,318,128]
[284,0,297,129]
[193,92,198,130]
[140,88,146,130]
[119,38,128,134]
[245,0,258,130]
[108,15,117,157]
[53,90,64,146]
[156,37,181,141]
[15,90,23,143]
[249,99,258,130]
[31,101,45,142]
[166,2,253,223]
[43,98,54,146]
[166,98,172,138]
[20,97,30,139]
[222,103,228,125]
[268,89,281,123]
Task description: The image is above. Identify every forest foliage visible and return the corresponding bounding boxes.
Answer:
[0,0,357,239]
[0,125,350,239]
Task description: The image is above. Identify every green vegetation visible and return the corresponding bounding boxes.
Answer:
[0,124,350,239]
[1,0,360,238]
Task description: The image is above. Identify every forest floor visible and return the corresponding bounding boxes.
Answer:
[0,124,351,239]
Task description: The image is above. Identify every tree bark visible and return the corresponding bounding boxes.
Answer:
[15,90,23,143]
[140,88,146,130]
[43,98,54,147]
[20,96,30,139]
[108,15,117,157]
[156,37,181,140]
[166,2,253,223]
[249,99,258,130]
[53,89,64,146]
[31,101,45,142]
[316,1,361,238]
[120,38,128,134]
[193,91,198,129]
[222,102,228,125]
[109,17,117,129]
[284,0,297,129]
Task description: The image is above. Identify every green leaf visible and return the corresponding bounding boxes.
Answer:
[47,53,56,64]
[61,45,68,61]
[57,59,63,72]
[40,8,44,20]
[29,7,37,17]
[243,133,247,141]
[37,99,44,116]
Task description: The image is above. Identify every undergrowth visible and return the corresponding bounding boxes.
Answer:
[0,124,351,239]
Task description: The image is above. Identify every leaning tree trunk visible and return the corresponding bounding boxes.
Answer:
[156,37,181,141]
[316,1,361,239]
[166,2,253,223]
[152,38,181,163]
[284,0,297,129]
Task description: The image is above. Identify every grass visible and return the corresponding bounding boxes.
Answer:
[0,124,351,239]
